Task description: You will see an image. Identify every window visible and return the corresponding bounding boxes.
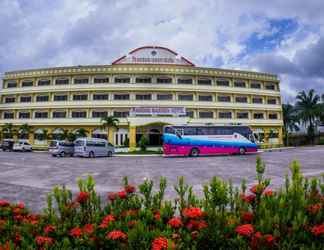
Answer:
[7,82,17,88]
[251,82,261,89]
[237,112,249,119]
[235,96,248,103]
[157,78,172,84]
[38,79,50,86]
[186,111,194,118]
[217,95,231,102]
[113,111,129,118]
[4,112,14,119]
[20,96,32,103]
[199,95,213,102]
[234,81,246,88]
[136,94,152,100]
[21,80,33,87]
[254,113,264,119]
[269,113,278,119]
[74,78,89,84]
[178,94,193,101]
[114,94,130,100]
[267,98,277,105]
[54,95,68,101]
[219,112,232,119]
[177,78,193,84]
[216,79,230,87]
[92,111,108,118]
[197,78,212,85]
[73,94,88,101]
[93,94,109,100]
[157,94,172,100]
[53,111,66,118]
[36,95,49,102]
[72,111,87,118]
[55,78,69,85]
[252,97,263,104]
[199,111,213,118]
[5,97,15,103]
[19,112,30,119]
[115,77,130,83]
[35,112,48,119]
[136,77,151,83]
[94,77,109,83]
[265,83,275,90]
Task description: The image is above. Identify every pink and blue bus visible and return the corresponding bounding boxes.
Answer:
[163,125,258,156]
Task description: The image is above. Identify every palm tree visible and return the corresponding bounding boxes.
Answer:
[296,89,320,144]
[2,123,14,139]
[101,115,119,131]
[282,104,299,145]
[75,128,88,138]
[18,123,32,139]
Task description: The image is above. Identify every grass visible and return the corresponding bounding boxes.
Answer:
[116,150,162,155]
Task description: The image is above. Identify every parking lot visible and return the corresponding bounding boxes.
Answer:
[0,146,324,212]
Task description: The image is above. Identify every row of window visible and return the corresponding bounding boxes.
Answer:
[5,77,278,90]
[3,94,279,104]
[2,110,279,120]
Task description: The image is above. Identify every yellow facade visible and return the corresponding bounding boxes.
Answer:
[0,46,283,149]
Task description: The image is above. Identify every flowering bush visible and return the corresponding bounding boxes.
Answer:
[0,157,323,249]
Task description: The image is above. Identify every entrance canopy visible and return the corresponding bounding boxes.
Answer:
[112,46,195,66]
[127,117,189,127]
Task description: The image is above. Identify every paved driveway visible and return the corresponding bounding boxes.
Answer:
[0,146,323,212]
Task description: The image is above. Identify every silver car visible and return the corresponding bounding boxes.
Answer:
[48,140,74,157]
[73,138,114,158]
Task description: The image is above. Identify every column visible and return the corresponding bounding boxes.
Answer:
[278,126,283,146]
[29,131,34,145]
[264,127,270,146]
[129,125,136,151]
[108,127,115,144]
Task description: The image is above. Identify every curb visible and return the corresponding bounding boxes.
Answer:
[115,154,162,157]
[261,147,295,152]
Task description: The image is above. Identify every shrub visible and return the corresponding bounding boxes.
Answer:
[139,135,148,151]
[0,157,323,249]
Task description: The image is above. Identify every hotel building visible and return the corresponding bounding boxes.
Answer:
[0,46,283,149]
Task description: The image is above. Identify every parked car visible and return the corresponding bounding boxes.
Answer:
[13,141,32,152]
[74,138,114,158]
[1,140,15,151]
[48,140,74,157]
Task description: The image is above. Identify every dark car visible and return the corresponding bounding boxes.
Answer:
[2,140,15,151]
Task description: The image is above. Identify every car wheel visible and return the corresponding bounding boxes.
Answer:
[60,151,65,157]
[22,148,26,152]
[239,147,246,155]
[89,151,95,158]
[107,151,113,157]
[190,148,200,157]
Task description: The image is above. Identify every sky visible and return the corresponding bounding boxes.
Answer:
[0,0,324,102]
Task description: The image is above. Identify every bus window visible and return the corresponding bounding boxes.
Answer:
[183,127,197,135]
[164,127,175,134]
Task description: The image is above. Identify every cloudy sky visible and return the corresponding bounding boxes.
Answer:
[1,0,324,102]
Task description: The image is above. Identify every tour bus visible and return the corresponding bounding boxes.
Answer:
[74,138,115,158]
[162,125,258,156]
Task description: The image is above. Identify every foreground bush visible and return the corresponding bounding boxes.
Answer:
[0,157,323,249]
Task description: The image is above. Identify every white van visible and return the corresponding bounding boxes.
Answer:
[74,138,114,158]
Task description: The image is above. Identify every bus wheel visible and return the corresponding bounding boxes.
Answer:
[190,148,200,157]
[239,147,246,155]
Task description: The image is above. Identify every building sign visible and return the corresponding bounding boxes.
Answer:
[130,107,186,116]
[112,46,195,66]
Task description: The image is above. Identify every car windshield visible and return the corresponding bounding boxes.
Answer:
[49,141,58,147]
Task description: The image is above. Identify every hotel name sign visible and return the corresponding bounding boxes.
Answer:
[130,107,186,116]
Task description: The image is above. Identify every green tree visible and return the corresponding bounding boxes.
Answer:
[139,135,148,151]
[101,115,119,131]
[18,123,32,139]
[75,128,88,138]
[296,89,320,144]
[66,132,76,142]
[282,104,300,146]
[2,123,15,139]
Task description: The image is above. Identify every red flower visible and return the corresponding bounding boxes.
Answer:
[106,230,127,240]
[17,202,25,209]
[70,227,82,238]
[99,214,115,228]
[118,191,127,199]
[127,220,137,228]
[307,203,322,215]
[191,231,199,240]
[197,220,208,230]
[182,207,203,218]
[264,234,274,245]
[35,236,54,246]
[154,211,161,221]
[0,200,10,207]
[235,224,254,237]
[240,194,256,203]
[107,192,117,201]
[311,224,324,236]
[264,189,273,197]
[83,224,94,234]
[151,237,170,250]
[125,185,136,194]
[44,225,56,234]
[250,184,264,194]
[76,191,90,204]
[254,231,262,239]
[242,211,253,223]
[168,217,183,228]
